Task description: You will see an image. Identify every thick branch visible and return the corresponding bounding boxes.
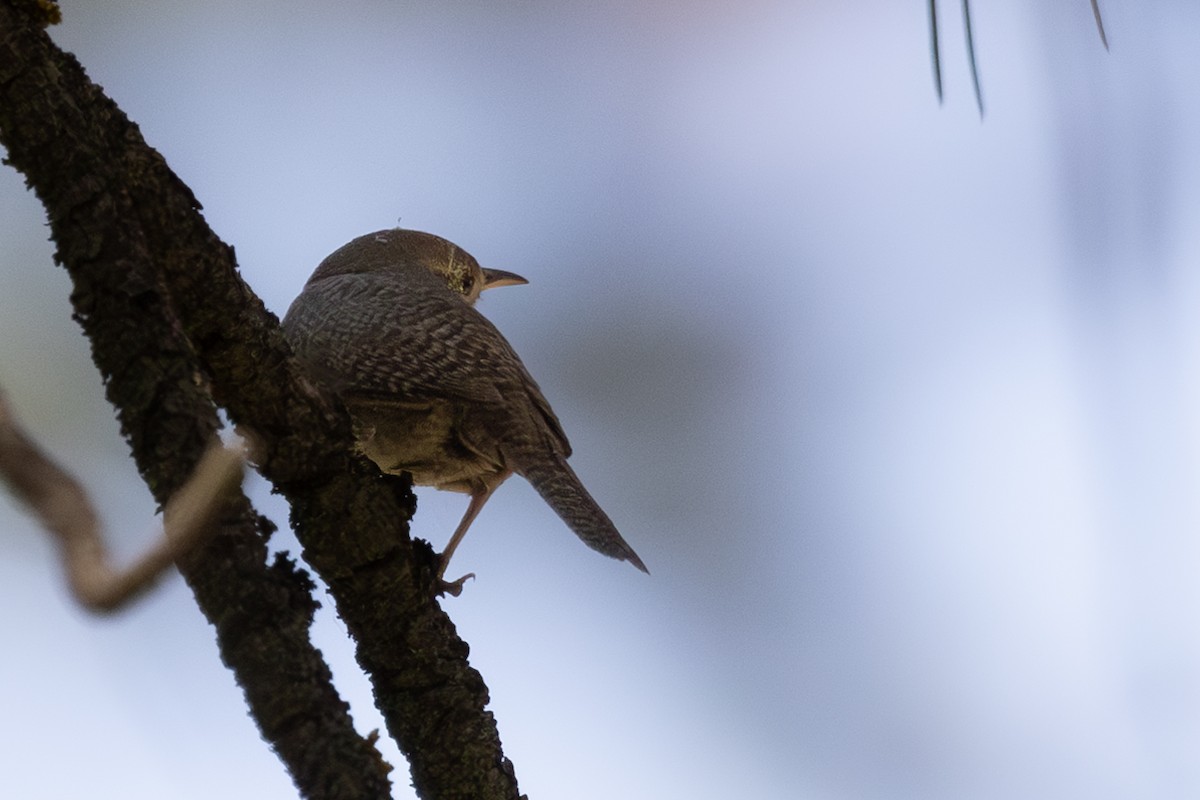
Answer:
[0,22,395,797]
[0,5,521,799]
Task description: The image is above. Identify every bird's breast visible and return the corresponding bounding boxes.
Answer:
[347,399,507,493]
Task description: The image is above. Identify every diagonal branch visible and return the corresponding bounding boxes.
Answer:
[0,4,522,798]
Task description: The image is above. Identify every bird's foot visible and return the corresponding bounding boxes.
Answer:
[437,571,476,597]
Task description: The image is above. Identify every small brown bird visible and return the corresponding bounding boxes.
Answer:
[282,229,646,594]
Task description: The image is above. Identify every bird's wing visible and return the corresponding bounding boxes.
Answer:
[284,271,572,456]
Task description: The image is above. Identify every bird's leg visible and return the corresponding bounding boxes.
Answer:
[436,473,509,596]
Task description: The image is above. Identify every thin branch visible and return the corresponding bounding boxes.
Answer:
[0,389,244,611]
[929,0,943,103]
[932,1,1109,112]
[962,0,984,116]
[1091,0,1109,50]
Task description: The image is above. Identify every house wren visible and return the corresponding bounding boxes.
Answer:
[281,229,647,594]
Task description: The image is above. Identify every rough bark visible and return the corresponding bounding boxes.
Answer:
[0,4,522,798]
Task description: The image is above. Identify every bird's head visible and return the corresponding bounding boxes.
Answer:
[307,228,526,305]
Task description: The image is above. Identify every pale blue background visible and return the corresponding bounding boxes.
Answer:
[3,2,1199,798]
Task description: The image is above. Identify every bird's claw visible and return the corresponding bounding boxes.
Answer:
[438,571,475,597]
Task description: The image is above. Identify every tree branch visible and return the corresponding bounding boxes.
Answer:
[0,4,521,799]
[0,390,244,611]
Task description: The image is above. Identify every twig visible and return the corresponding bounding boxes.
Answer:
[929,0,943,103]
[0,389,244,612]
[1091,0,1109,50]
[962,0,984,116]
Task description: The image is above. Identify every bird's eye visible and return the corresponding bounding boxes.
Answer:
[460,276,474,294]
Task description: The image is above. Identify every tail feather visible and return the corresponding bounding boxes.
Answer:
[518,457,647,573]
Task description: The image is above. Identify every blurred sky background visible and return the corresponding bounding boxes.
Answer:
[3,1,1200,798]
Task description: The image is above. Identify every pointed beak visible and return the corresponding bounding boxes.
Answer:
[482,268,529,290]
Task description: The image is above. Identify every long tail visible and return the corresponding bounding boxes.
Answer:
[518,456,648,573]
